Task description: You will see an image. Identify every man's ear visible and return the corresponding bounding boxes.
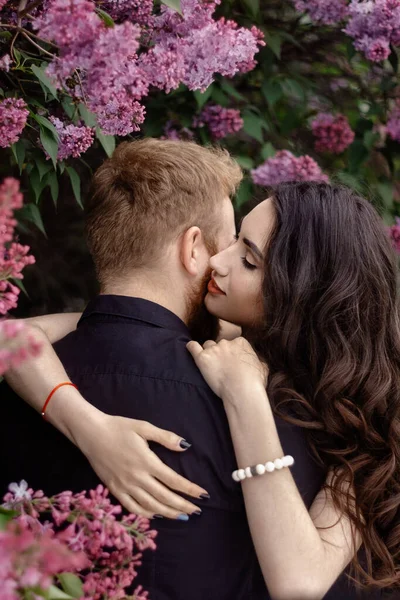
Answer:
[180,226,206,276]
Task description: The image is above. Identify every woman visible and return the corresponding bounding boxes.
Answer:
[4,182,400,596]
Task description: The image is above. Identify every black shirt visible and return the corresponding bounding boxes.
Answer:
[0,295,380,599]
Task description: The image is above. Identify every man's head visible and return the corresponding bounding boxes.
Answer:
[85,138,241,333]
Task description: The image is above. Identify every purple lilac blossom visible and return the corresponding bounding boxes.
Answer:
[193,104,243,140]
[0,98,29,148]
[0,54,11,71]
[102,0,153,25]
[387,102,400,142]
[251,150,329,186]
[293,0,349,24]
[311,113,355,153]
[49,117,94,159]
[388,217,400,253]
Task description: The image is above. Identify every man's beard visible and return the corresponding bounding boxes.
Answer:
[186,269,220,344]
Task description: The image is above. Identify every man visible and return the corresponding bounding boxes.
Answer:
[0,138,270,599]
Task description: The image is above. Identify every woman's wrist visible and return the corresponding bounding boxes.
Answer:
[45,386,106,451]
[221,379,268,410]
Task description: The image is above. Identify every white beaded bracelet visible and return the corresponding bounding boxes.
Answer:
[232,455,294,482]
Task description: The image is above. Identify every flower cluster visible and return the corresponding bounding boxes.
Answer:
[34,0,264,137]
[0,54,11,72]
[388,217,400,253]
[251,150,329,186]
[3,481,157,600]
[0,178,35,316]
[311,112,355,153]
[293,0,349,24]
[345,0,400,62]
[49,117,94,160]
[102,0,154,25]
[193,104,243,140]
[162,120,194,141]
[0,98,29,148]
[0,320,41,375]
[387,101,400,142]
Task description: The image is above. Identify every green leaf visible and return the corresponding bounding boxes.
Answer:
[95,7,115,26]
[160,0,182,15]
[235,178,254,209]
[265,32,282,59]
[347,140,369,173]
[262,80,283,107]
[40,127,59,168]
[261,142,275,160]
[376,182,394,208]
[47,585,74,600]
[33,114,59,139]
[31,64,58,100]
[66,166,83,209]
[363,130,379,150]
[17,203,47,236]
[0,506,18,530]
[11,277,30,298]
[96,128,115,158]
[58,574,83,599]
[235,155,254,170]
[335,171,363,193]
[36,157,53,181]
[78,103,97,127]
[29,167,47,204]
[61,97,76,120]
[210,87,229,106]
[242,0,259,17]
[242,112,265,143]
[193,84,214,109]
[220,80,246,101]
[47,171,59,207]
[282,78,305,102]
[11,139,26,174]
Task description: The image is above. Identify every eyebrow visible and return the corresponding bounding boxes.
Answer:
[243,237,263,261]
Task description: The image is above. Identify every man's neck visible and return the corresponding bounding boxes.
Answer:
[101,275,188,325]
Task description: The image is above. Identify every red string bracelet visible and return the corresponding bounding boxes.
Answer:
[41,382,78,419]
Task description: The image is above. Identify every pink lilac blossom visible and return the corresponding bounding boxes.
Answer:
[49,116,94,159]
[162,121,194,140]
[293,0,349,24]
[0,520,85,598]
[0,0,8,9]
[0,54,11,71]
[0,98,29,148]
[311,112,355,153]
[251,150,329,186]
[102,0,154,25]
[0,321,41,375]
[0,178,35,316]
[388,217,400,253]
[387,102,400,142]
[193,104,243,140]
[3,482,157,600]
[345,0,400,62]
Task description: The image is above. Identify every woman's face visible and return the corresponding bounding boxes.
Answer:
[205,198,276,328]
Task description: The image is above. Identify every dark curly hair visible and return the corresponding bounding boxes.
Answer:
[254,181,400,588]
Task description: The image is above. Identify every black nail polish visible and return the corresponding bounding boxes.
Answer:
[192,510,202,516]
[179,439,192,450]
[153,514,164,519]
[199,493,210,500]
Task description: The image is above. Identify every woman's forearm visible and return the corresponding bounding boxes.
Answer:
[24,312,82,343]
[223,387,339,600]
[4,324,104,447]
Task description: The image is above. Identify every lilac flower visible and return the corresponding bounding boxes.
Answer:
[345,0,400,62]
[387,102,400,142]
[0,98,29,148]
[193,104,243,140]
[49,117,94,160]
[0,54,11,72]
[162,121,194,141]
[293,0,349,24]
[7,481,31,502]
[388,217,400,253]
[102,0,153,25]
[251,150,329,186]
[311,112,355,153]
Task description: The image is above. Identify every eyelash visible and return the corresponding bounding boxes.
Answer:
[235,234,257,271]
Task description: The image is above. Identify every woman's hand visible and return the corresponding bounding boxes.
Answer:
[75,409,209,520]
[186,337,268,404]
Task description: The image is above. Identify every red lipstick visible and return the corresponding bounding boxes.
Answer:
[207,277,225,295]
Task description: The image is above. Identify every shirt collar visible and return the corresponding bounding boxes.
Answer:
[78,295,191,336]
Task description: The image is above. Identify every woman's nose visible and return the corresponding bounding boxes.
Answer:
[209,251,229,276]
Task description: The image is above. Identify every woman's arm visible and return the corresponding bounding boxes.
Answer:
[188,338,361,600]
[4,317,209,519]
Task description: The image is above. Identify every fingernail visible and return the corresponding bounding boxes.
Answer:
[192,510,202,516]
[153,514,164,519]
[179,439,192,450]
[199,493,210,500]
[177,513,189,521]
